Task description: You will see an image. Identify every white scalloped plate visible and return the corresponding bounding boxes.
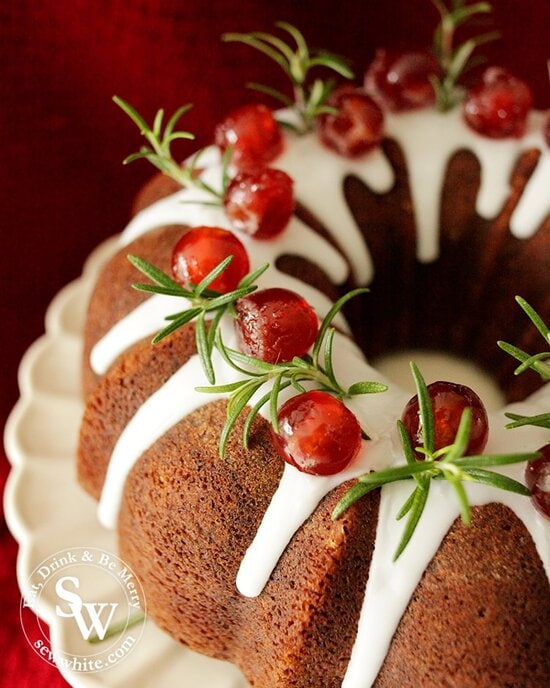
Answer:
[4,237,249,688]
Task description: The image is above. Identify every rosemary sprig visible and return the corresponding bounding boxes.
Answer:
[431,0,499,111]
[196,288,388,457]
[333,362,536,560]
[223,22,353,134]
[113,95,229,201]
[128,254,268,384]
[498,296,550,430]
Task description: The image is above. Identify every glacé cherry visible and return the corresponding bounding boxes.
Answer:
[234,287,318,363]
[271,390,362,475]
[463,67,533,138]
[364,48,441,111]
[215,103,283,173]
[224,168,295,239]
[525,444,550,519]
[317,86,384,157]
[402,380,489,457]
[171,226,250,294]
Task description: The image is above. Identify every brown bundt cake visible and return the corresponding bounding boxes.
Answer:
[78,22,550,688]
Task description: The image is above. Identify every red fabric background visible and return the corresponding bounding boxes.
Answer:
[1,1,548,686]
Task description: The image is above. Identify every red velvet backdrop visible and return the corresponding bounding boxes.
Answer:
[1,1,548,685]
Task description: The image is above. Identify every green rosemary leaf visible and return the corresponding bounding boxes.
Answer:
[270,374,285,433]
[358,461,437,485]
[196,312,215,384]
[220,381,263,457]
[123,150,153,165]
[446,473,471,525]
[397,420,416,466]
[164,103,194,140]
[214,333,264,377]
[204,286,257,311]
[289,373,307,393]
[396,487,418,521]
[165,131,195,144]
[113,96,150,133]
[194,256,233,296]
[308,53,353,79]
[449,2,493,27]
[238,262,270,289]
[396,419,429,492]
[324,327,337,385]
[514,352,550,377]
[195,380,246,394]
[151,309,202,344]
[131,283,190,297]
[445,408,472,461]
[227,379,263,418]
[222,33,291,76]
[393,481,430,561]
[516,296,550,342]
[243,382,291,449]
[497,340,530,364]
[410,362,435,454]
[504,412,550,430]
[221,345,282,373]
[461,467,532,496]
[453,451,540,468]
[247,82,294,107]
[152,108,164,139]
[332,482,379,520]
[128,254,183,290]
[313,288,369,362]
[348,381,389,396]
[207,308,225,352]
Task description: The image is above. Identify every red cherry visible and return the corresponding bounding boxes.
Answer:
[402,381,489,457]
[224,168,295,239]
[215,104,283,173]
[171,226,250,294]
[525,444,550,519]
[317,86,384,157]
[271,390,362,475]
[463,67,533,138]
[234,288,318,363]
[364,48,441,111]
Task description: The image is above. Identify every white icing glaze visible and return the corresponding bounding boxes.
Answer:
[344,388,550,688]
[92,102,550,688]
[384,109,550,261]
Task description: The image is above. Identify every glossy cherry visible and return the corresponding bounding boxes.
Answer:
[317,86,384,157]
[215,103,283,173]
[463,67,533,138]
[234,288,318,363]
[271,390,362,475]
[525,444,550,519]
[402,381,489,457]
[364,48,441,111]
[224,168,295,239]
[171,226,250,294]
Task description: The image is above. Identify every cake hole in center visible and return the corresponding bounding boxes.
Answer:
[374,350,506,412]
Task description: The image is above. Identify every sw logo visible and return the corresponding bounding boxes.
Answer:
[55,576,118,641]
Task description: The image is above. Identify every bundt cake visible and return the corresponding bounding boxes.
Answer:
[78,13,550,688]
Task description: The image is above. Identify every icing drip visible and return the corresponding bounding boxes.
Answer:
[236,439,394,598]
[276,134,395,283]
[384,109,550,261]
[344,387,550,688]
[93,103,550,688]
